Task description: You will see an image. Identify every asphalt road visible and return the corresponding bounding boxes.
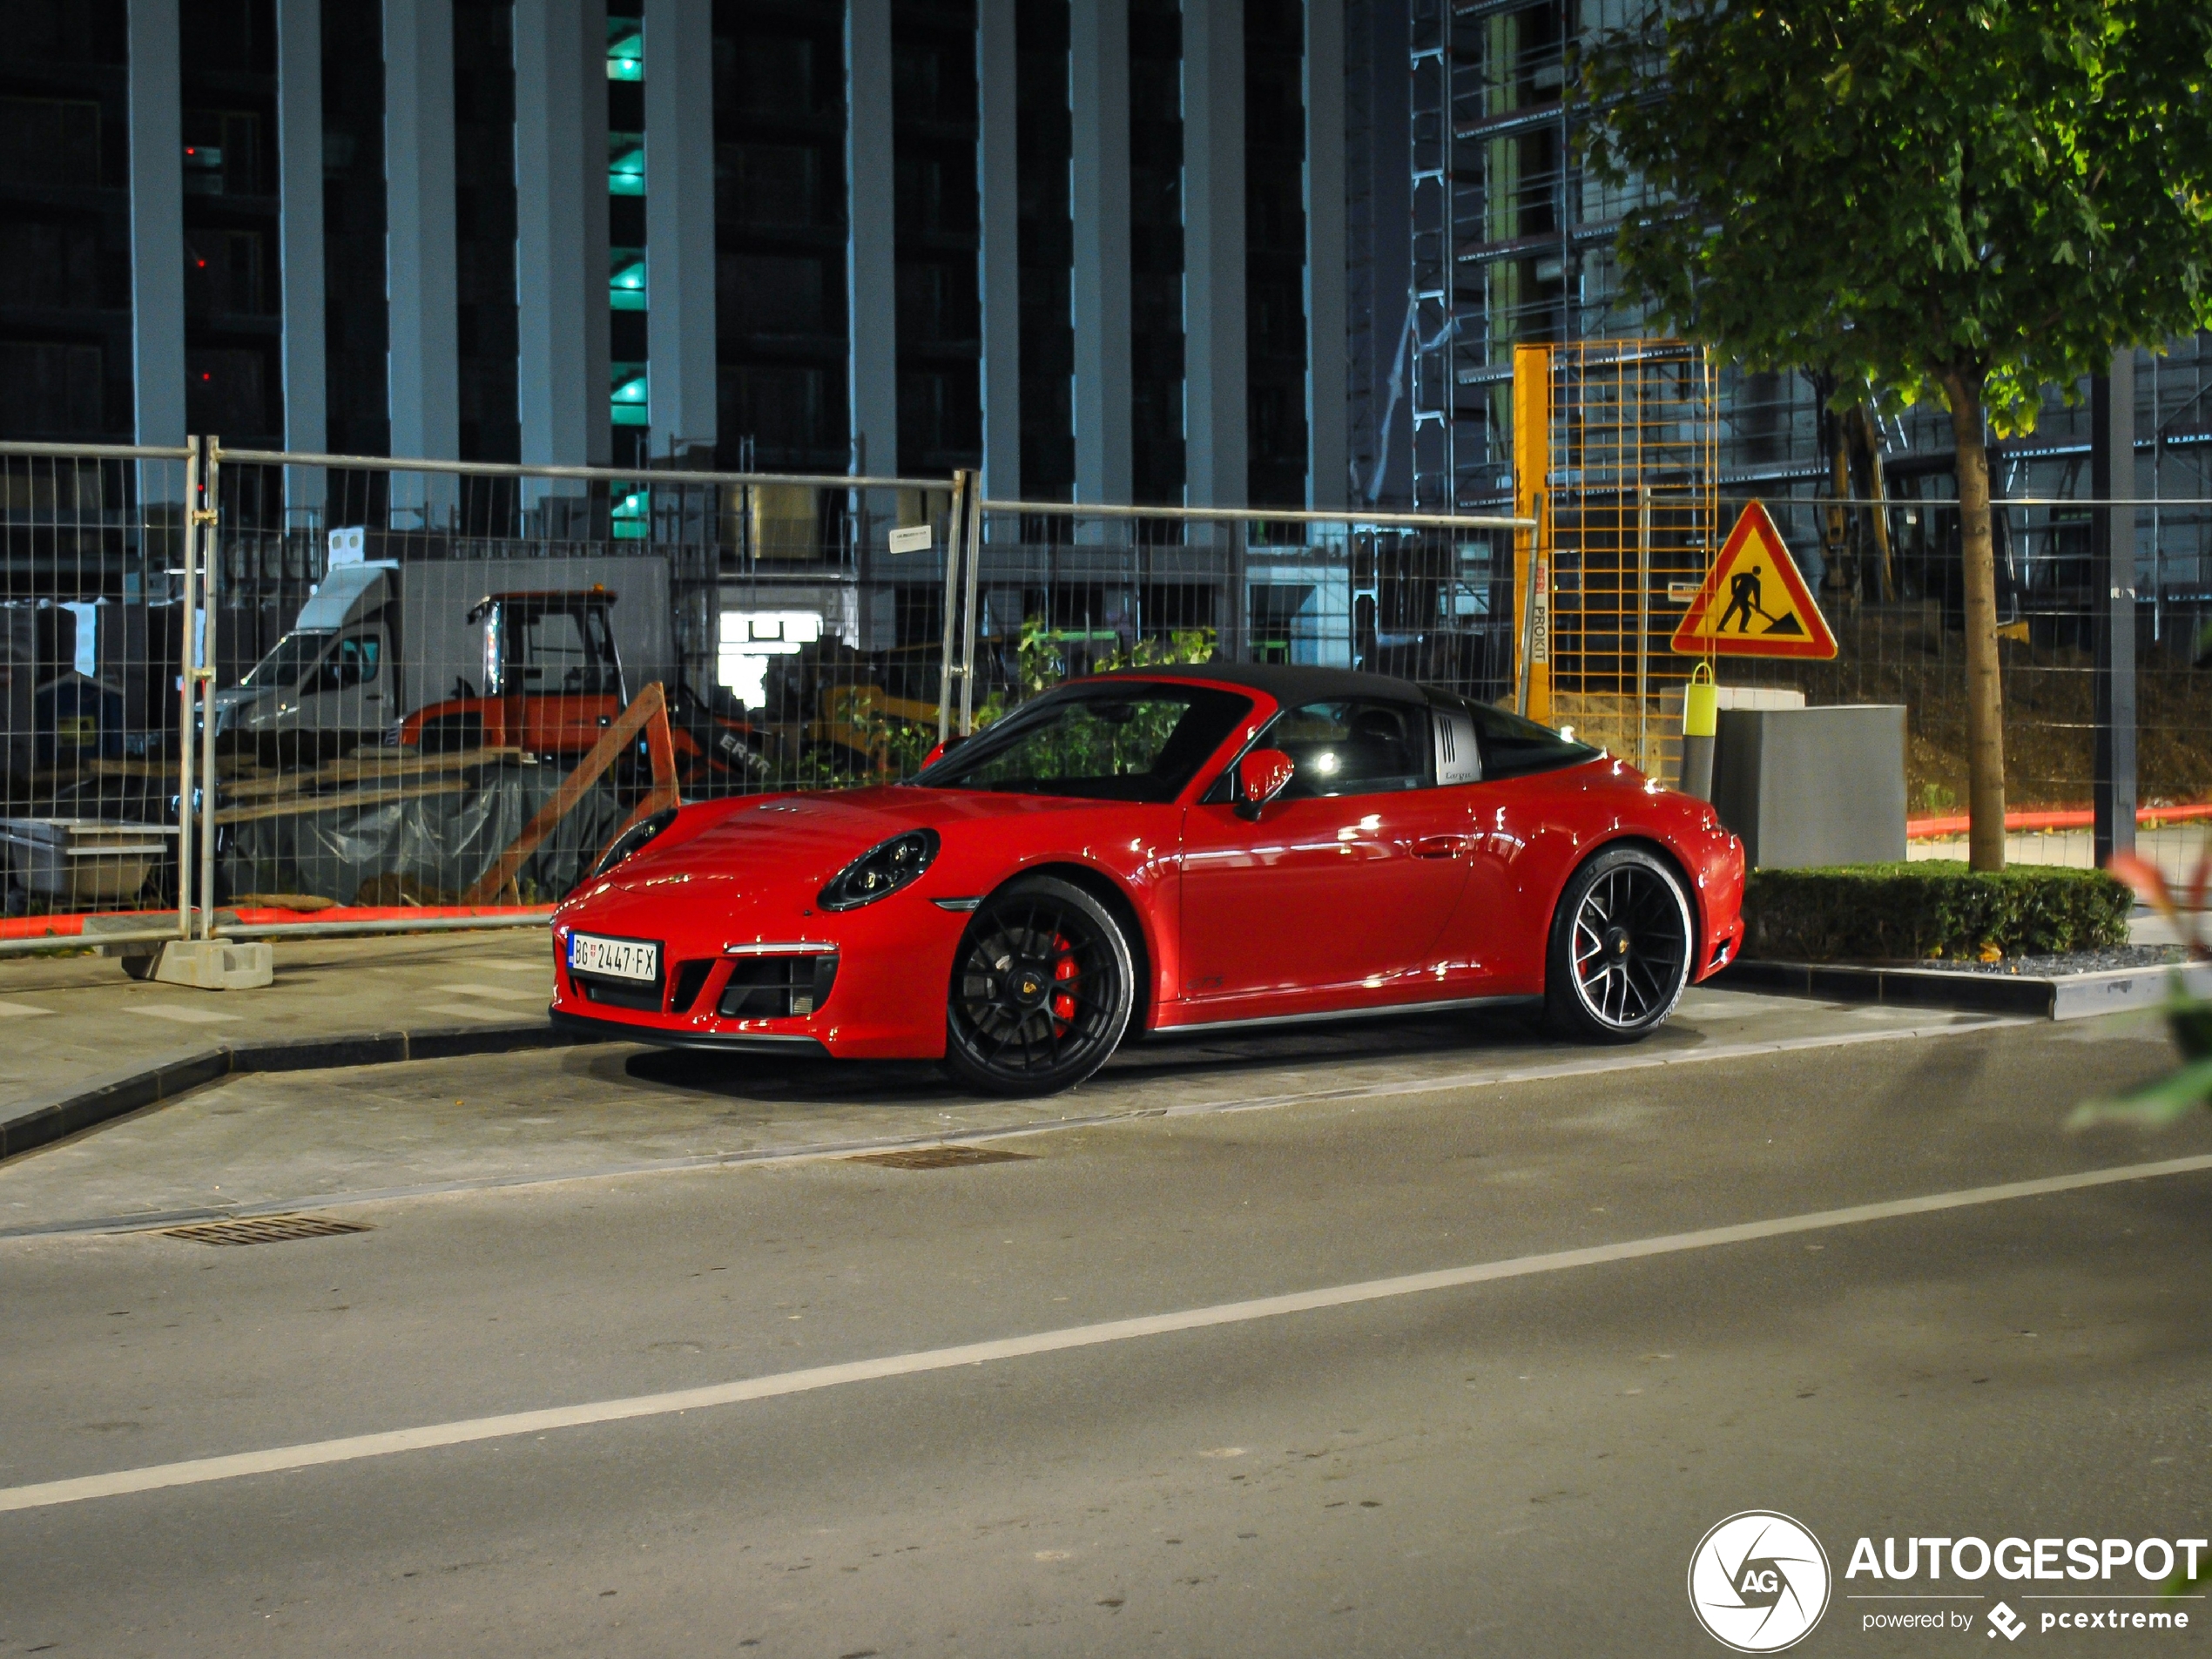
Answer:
[3,1009,2209,1657]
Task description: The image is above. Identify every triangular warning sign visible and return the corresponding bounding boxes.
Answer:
[1670,502,1838,659]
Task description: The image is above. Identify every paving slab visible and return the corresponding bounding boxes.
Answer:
[0,984,2017,1235]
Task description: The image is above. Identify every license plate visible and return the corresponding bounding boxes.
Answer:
[569,932,659,982]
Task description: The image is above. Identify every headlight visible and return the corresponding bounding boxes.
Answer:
[819,828,939,911]
[590,806,678,880]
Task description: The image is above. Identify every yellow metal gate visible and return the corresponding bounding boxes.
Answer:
[1514,340,1721,782]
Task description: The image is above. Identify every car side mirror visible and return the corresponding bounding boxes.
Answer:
[920,732,968,770]
[1235,749,1296,820]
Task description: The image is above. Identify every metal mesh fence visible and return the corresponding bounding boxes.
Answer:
[961,502,1524,733]
[0,442,193,939]
[9,419,2208,949]
[200,448,954,914]
[1697,343,2212,872]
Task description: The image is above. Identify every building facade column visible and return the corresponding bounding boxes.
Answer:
[277,0,327,456]
[1069,0,1131,505]
[1305,0,1346,509]
[1184,0,1246,507]
[127,0,185,446]
[383,0,462,476]
[516,0,611,469]
[976,0,1021,500]
[846,0,898,476]
[644,0,717,460]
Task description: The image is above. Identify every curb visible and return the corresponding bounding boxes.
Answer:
[1719,958,2212,1021]
[0,1022,598,1163]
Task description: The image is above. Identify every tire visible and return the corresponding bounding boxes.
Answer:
[1542,845,1695,1044]
[943,876,1136,1097]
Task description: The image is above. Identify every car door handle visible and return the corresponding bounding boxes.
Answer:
[1413,834,1470,859]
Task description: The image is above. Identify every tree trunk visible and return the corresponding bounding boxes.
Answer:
[1943,370,2006,872]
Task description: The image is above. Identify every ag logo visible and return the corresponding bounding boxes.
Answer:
[1688,1511,1831,1652]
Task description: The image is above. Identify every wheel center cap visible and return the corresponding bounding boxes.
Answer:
[1604,927,1631,959]
[1006,962,1049,1008]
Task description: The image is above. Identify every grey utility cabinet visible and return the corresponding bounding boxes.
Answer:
[1710,705,1907,868]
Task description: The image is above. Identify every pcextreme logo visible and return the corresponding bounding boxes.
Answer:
[1689,1511,1832,1652]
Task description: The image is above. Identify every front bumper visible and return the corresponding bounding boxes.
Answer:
[548,894,965,1059]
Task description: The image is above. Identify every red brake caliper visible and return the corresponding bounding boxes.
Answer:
[1051,933,1077,1028]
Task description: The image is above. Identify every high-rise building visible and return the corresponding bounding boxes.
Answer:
[2,0,2205,603]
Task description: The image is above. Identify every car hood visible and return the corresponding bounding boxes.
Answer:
[560,785,1144,930]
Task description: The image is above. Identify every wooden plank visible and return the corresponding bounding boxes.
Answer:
[461,683,672,906]
[213,779,474,827]
[589,691,684,867]
[219,747,523,801]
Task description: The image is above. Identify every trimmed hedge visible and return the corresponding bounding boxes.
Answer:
[1741,861,2132,964]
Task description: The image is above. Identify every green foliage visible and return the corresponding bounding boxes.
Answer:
[1740,860,2132,962]
[972,620,1218,731]
[2070,841,2212,1128]
[769,622,1222,792]
[1581,1,2212,432]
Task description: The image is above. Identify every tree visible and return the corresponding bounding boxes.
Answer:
[1583,2,2212,870]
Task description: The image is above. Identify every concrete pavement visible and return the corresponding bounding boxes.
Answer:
[0,985,2008,1235]
[0,929,571,1157]
[3,1014,2209,1655]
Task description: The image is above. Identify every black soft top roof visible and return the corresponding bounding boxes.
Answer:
[1089,662,1439,707]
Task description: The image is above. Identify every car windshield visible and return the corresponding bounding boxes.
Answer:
[239,630,334,691]
[915,682,1252,803]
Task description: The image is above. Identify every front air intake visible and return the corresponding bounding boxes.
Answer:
[718,954,839,1019]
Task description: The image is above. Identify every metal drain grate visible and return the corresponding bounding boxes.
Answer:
[846,1144,1034,1170]
[163,1213,373,1246]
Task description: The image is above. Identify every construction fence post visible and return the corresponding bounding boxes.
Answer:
[175,435,200,942]
[196,437,220,938]
[1512,342,1552,724]
[939,469,970,745]
[2092,350,2137,866]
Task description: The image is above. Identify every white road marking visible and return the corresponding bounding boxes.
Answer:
[431,983,545,1001]
[482,961,550,973]
[5,1148,2208,1516]
[126,1004,240,1025]
[0,1000,51,1018]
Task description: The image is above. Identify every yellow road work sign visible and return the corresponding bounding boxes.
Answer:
[1670,502,1838,659]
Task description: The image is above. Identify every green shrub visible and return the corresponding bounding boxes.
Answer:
[1741,861,2132,963]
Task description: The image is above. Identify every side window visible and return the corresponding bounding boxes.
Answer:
[1465,698,1601,779]
[313,633,381,692]
[1264,698,1433,798]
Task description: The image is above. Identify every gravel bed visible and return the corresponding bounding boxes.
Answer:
[1910,944,2185,978]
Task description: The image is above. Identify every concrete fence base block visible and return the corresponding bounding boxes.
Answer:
[152,940,275,991]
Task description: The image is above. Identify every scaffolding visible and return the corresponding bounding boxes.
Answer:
[1405,0,1591,515]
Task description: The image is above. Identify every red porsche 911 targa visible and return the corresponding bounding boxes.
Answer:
[549,664,1746,1096]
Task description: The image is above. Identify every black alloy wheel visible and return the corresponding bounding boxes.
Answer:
[943,876,1135,1096]
[1543,845,1695,1043]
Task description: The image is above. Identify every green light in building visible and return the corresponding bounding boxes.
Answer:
[611,363,650,427]
[612,485,651,538]
[606,23,643,80]
[610,248,648,311]
[609,132,646,196]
